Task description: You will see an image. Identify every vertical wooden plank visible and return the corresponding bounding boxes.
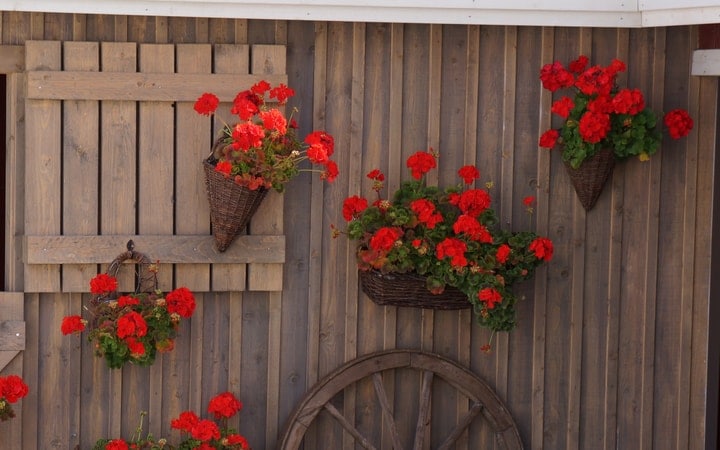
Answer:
[493,24,518,403]
[422,24,443,354]
[137,42,176,437]
[455,24,480,450]
[307,21,328,390]
[689,76,716,450]
[34,292,78,448]
[61,42,99,292]
[565,27,593,450]
[677,28,701,450]
[99,41,137,439]
[21,294,38,450]
[175,44,212,292]
[5,72,25,292]
[532,26,553,450]
[24,40,61,292]
[211,43,250,292]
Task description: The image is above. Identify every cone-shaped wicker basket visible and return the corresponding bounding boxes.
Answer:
[359,269,471,310]
[203,159,268,252]
[563,148,616,211]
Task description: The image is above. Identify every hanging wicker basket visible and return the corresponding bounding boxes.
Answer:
[203,157,268,252]
[90,240,158,306]
[563,147,616,211]
[359,269,471,310]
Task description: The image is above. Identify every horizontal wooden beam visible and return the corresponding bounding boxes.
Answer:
[24,235,285,264]
[26,71,288,101]
[0,321,25,351]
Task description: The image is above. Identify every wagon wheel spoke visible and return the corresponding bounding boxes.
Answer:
[373,372,405,450]
[412,370,434,450]
[323,402,378,450]
[436,401,484,450]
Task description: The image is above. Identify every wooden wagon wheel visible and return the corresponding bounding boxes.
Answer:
[278,349,523,450]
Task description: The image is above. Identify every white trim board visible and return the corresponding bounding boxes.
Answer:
[693,50,720,77]
[0,1,719,27]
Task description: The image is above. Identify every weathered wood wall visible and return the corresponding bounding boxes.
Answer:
[0,12,714,450]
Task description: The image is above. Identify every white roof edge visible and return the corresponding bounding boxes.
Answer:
[0,1,716,28]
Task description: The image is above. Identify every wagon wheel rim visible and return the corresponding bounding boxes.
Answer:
[278,349,523,450]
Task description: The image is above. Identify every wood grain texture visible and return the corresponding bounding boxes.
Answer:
[3,19,713,450]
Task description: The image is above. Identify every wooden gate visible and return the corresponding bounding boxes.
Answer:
[23,40,286,293]
[3,40,288,449]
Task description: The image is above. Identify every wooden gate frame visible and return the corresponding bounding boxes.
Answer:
[1,45,25,374]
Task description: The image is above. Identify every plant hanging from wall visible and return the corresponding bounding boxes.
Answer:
[0,374,29,421]
[538,55,694,210]
[61,245,196,369]
[93,391,251,449]
[335,149,553,350]
[195,80,338,251]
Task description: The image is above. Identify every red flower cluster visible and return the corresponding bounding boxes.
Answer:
[342,195,368,221]
[664,109,694,140]
[338,149,554,340]
[369,227,403,252]
[0,374,29,421]
[410,199,443,229]
[90,273,118,295]
[61,315,87,335]
[99,392,249,450]
[436,237,468,268]
[195,80,338,192]
[406,150,437,179]
[539,55,693,168]
[170,392,250,449]
[62,273,196,369]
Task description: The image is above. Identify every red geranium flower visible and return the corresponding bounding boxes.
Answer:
[260,109,288,135]
[61,315,86,335]
[551,96,574,119]
[104,439,129,450]
[191,419,221,441]
[539,129,559,149]
[436,237,468,268]
[664,109,694,139]
[455,189,491,217]
[117,295,139,308]
[457,165,480,184]
[231,121,265,151]
[529,237,554,261]
[410,199,443,229]
[193,93,219,116]
[89,273,117,295]
[171,410,200,433]
[369,227,402,252]
[453,215,492,243]
[478,288,502,309]
[269,83,295,104]
[116,311,148,339]
[322,160,339,183]
[367,169,385,181]
[496,244,511,264]
[208,391,243,419]
[166,287,196,318]
[1,375,29,403]
[124,337,146,357]
[406,151,437,179]
[342,195,368,221]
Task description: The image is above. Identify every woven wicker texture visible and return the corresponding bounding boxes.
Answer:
[359,270,471,310]
[563,147,616,211]
[203,159,268,252]
[89,240,158,319]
